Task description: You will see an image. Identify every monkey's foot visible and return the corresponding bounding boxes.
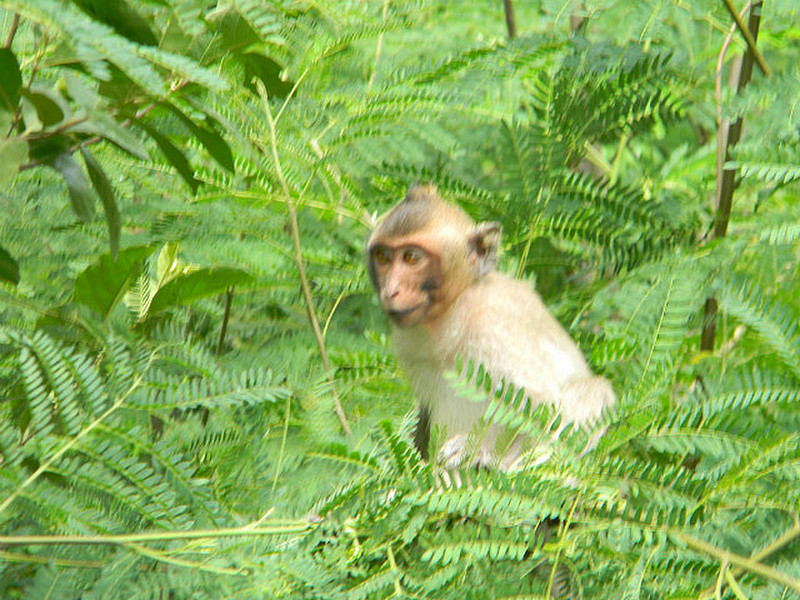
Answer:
[439,435,493,470]
[439,434,468,470]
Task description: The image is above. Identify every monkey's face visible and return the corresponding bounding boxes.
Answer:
[368,242,442,328]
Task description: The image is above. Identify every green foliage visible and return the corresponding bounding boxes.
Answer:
[1,0,800,598]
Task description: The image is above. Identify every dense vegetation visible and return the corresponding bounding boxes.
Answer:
[1,1,799,598]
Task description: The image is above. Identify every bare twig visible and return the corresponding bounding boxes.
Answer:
[0,520,310,546]
[216,287,234,356]
[368,1,390,92]
[696,517,800,599]
[503,0,517,39]
[701,0,764,353]
[677,530,800,594]
[258,83,352,437]
[4,12,19,48]
[721,0,772,77]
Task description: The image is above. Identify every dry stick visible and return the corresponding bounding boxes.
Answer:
[700,0,765,352]
[502,0,517,39]
[259,83,352,437]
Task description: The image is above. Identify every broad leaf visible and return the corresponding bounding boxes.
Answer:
[21,89,66,127]
[73,0,158,46]
[74,244,155,319]
[0,48,22,113]
[81,147,120,259]
[161,101,235,172]
[242,53,294,98]
[72,110,149,160]
[0,246,20,286]
[147,267,253,315]
[137,120,199,193]
[0,138,28,186]
[51,151,95,222]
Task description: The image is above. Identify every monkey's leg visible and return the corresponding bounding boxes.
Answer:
[413,405,431,460]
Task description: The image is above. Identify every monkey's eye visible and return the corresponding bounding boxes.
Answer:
[371,246,392,265]
[403,248,424,265]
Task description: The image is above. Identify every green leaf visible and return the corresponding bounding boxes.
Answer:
[136,120,199,193]
[21,89,66,127]
[147,267,253,315]
[62,71,100,108]
[242,53,294,98]
[51,151,95,222]
[73,0,158,46]
[0,138,28,186]
[72,110,149,160]
[206,6,261,51]
[0,48,22,113]
[80,147,120,259]
[74,244,155,318]
[161,101,234,172]
[0,246,20,286]
[137,46,229,93]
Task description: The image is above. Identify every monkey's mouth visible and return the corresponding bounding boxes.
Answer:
[387,304,426,326]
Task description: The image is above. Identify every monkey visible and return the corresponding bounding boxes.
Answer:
[366,184,615,470]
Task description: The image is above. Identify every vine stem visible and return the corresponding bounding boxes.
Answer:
[258,82,352,437]
[0,521,310,546]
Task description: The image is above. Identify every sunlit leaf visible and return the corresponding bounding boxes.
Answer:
[74,244,155,318]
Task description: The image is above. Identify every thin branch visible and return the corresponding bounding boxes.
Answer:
[701,0,764,353]
[258,82,352,437]
[697,517,800,600]
[502,0,517,39]
[19,80,191,172]
[677,530,800,593]
[124,541,243,575]
[4,12,19,48]
[216,287,234,356]
[0,370,147,516]
[714,0,763,239]
[721,0,772,77]
[368,1,390,92]
[751,517,800,563]
[0,521,311,547]
[0,549,104,569]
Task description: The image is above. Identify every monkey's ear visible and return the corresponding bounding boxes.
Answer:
[468,222,501,277]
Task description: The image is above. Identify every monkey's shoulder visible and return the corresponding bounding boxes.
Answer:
[452,272,591,375]
[458,272,556,329]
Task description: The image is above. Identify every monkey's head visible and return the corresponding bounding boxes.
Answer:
[366,184,500,328]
